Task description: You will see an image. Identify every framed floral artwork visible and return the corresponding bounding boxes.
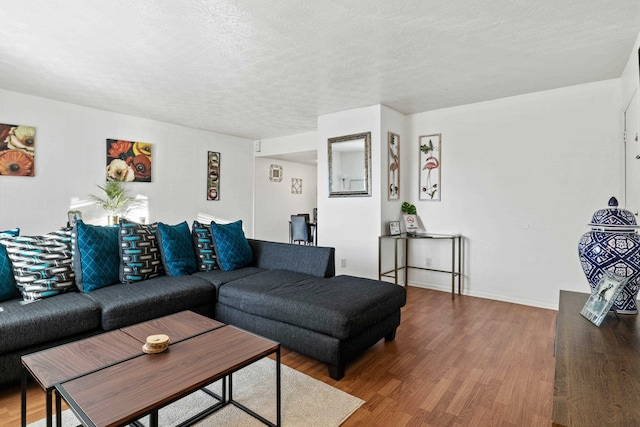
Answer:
[106,139,152,182]
[207,151,220,201]
[0,123,35,176]
[388,132,400,200]
[419,134,441,201]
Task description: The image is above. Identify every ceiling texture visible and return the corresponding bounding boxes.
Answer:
[0,0,639,141]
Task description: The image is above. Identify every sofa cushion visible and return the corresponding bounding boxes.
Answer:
[156,221,198,276]
[0,228,76,301]
[210,220,253,271]
[217,272,407,340]
[83,275,216,330]
[0,292,101,353]
[119,220,164,283]
[0,228,20,302]
[248,239,335,278]
[71,221,120,292]
[193,266,264,297]
[191,221,219,271]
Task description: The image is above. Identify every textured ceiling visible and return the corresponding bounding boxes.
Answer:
[0,1,638,140]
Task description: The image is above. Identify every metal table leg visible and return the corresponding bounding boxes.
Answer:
[276,347,281,427]
[21,371,27,427]
[46,388,52,427]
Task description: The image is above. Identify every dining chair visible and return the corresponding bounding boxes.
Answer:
[291,215,313,245]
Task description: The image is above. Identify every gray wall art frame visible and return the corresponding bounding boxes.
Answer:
[419,133,441,201]
[207,151,220,200]
[388,132,400,200]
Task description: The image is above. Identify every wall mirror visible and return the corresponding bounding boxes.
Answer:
[328,132,371,197]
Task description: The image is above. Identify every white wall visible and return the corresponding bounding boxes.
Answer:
[0,89,255,236]
[255,131,317,156]
[403,79,622,309]
[380,105,408,232]
[621,33,640,214]
[253,157,317,242]
[317,105,382,278]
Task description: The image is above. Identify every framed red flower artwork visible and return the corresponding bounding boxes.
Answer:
[106,139,152,182]
[0,123,35,177]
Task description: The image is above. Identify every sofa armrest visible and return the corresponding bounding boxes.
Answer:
[247,239,335,278]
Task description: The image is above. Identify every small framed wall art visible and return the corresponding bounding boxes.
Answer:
[207,151,220,201]
[388,132,400,200]
[0,123,35,176]
[106,139,152,182]
[419,133,441,201]
[270,164,282,182]
[291,178,302,194]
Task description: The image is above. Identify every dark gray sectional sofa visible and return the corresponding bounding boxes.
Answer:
[0,239,406,386]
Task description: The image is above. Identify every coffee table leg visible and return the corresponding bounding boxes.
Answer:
[46,388,52,427]
[21,371,27,427]
[55,390,62,427]
[276,347,281,427]
[149,410,158,427]
[222,376,227,403]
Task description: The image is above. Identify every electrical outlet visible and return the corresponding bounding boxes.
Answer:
[340,258,347,268]
[425,257,432,267]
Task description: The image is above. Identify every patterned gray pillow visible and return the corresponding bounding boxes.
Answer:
[0,228,76,301]
[119,220,164,283]
[191,221,219,271]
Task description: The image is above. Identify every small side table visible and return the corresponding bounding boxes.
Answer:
[378,233,463,299]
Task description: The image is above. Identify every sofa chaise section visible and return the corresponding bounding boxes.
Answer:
[214,268,406,379]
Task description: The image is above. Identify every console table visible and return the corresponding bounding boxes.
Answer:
[378,233,463,299]
[553,290,640,426]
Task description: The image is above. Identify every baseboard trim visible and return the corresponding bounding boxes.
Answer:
[408,281,558,311]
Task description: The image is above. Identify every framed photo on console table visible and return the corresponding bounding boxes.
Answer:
[388,221,401,236]
[580,273,627,326]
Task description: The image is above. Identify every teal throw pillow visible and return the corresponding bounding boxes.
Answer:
[210,220,253,271]
[71,221,120,292]
[0,228,20,302]
[157,221,198,276]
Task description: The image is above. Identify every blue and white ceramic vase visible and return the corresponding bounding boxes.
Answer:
[578,197,640,314]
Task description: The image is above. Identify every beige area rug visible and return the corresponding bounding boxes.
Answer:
[28,358,363,426]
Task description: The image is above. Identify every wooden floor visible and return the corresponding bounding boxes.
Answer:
[0,286,557,426]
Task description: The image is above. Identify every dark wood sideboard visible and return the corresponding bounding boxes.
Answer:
[553,290,640,426]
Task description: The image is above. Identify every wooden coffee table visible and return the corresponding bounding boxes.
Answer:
[56,325,280,427]
[21,311,225,427]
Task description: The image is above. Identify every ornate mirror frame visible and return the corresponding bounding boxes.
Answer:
[327,132,372,198]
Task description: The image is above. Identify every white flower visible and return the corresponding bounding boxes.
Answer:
[8,126,35,153]
[107,159,135,181]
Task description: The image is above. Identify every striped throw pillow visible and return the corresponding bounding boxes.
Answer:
[0,228,76,301]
